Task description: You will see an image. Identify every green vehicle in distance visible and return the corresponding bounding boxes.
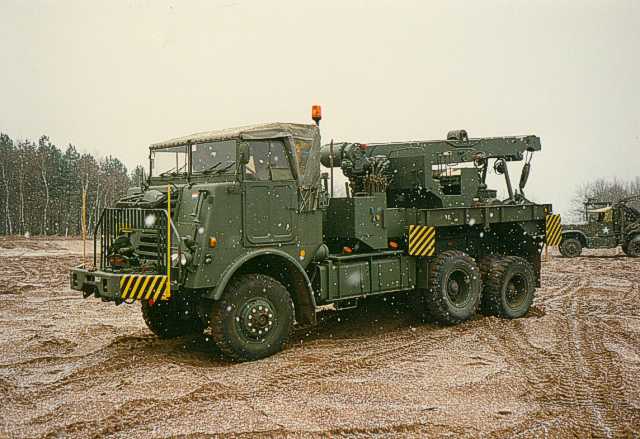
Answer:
[70,108,558,361]
[559,197,640,257]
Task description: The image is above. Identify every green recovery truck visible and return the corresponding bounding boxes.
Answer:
[559,196,640,257]
[70,109,558,361]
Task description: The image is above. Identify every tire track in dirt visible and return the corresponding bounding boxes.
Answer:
[0,255,79,296]
[488,269,640,437]
[564,281,615,438]
[34,380,235,439]
[250,329,450,399]
[7,333,219,405]
[170,420,472,439]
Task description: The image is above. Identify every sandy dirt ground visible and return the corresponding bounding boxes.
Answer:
[0,236,639,438]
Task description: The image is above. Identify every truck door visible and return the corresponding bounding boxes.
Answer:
[243,139,297,245]
[591,209,616,248]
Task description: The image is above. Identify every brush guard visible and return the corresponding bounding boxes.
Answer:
[71,190,182,303]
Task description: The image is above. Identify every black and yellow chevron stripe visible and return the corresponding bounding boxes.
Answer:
[408,225,436,257]
[120,274,170,301]
[545,214,562,246]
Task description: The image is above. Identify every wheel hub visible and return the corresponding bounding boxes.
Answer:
[237,298,275,341]
[446,270,470,307]
[567,242,579,256]
[505,274,527,308]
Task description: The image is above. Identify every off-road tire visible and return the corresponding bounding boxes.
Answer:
[141,295,206,339]
[478,255,501,280]
[209,274,294,361]
[423,250,482,325]
[477,255,502,315]
[623,235,640,257]
[482,256,535,319]
[559,237,582,258]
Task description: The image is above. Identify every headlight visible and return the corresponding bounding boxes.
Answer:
[171,252,191,266]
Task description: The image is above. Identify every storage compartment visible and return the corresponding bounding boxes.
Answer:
[313,253,415,304]
[323,193,388,250]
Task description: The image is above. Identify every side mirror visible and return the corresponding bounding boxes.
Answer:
[238,141,250,165]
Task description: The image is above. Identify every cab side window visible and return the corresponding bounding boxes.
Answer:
[294,139,312,176]
[245,141,270,180]
[245,140,292,181]
[269,141,293,181]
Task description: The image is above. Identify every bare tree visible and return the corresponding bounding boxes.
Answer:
[0,134,14,235]
[570,177,640,222]
[0,132,133,236]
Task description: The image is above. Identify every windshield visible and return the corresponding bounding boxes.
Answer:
[192,140,236,173]
[151,140,237,177]
[152,145,188,177]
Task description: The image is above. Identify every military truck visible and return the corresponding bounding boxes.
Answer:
[70,108,558,361]
[559,196,640,257]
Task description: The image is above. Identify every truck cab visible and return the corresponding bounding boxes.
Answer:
[145,123,324,294]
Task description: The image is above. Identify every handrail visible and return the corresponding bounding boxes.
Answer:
[92,208,107,268]
[91,206,183,283]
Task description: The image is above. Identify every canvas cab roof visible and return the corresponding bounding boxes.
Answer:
[587,206,612,213]
[150,122,319,150]
[148,122,322,189]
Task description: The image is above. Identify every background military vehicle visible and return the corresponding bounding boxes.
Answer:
[70,108,558,361]
[559,196,640,257]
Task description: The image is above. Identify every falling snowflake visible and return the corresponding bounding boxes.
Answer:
[144,214,157,227]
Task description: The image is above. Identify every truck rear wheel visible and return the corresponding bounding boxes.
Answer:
[141,295,206,339]
[478,255,500,316]
[209,273,294,361]
[559,237,582,257]
[623,235,640,257]
[423,250,481,325]
[478,255,501,280]
[481,256,535,319]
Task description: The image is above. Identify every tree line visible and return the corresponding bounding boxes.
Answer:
[0,133,144,236]
[571,177,640,221]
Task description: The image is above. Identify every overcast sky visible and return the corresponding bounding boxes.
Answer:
[1,0,638,217]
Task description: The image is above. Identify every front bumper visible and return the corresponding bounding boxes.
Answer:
[70,265,171,302]
[70,265,123,301]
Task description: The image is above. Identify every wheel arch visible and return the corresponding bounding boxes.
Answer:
[208,249,317,326]
[561,230,588,247]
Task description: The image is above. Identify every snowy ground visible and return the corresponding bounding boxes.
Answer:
[0,237,639,438]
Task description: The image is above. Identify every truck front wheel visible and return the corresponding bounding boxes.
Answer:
[423,250,482,325]
[209,274,294,361]
[141,295,206,339]
[559,238,582,257]
[481,256,535,319]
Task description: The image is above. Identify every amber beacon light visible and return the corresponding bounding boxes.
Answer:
[312,105,322,126]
